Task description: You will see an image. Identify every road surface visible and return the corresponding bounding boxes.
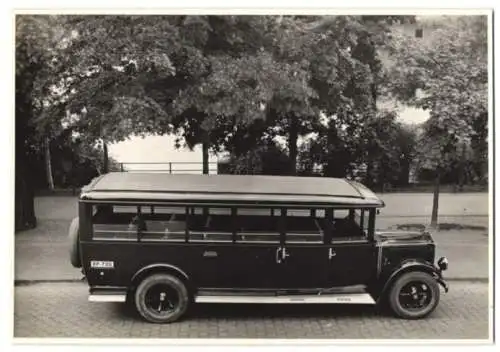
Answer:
[14,281,491,340]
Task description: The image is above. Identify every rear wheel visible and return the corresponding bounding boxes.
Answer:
[388,271,440,319]
[135,274,189,323]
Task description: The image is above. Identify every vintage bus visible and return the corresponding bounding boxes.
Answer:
[69,173,448,323]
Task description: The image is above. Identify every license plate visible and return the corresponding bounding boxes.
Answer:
[90,260,114,269]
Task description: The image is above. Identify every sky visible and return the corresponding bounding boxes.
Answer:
[109,107,429,166]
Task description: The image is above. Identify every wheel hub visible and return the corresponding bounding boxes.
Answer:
[145,284,179,314]
[399,281,433,311]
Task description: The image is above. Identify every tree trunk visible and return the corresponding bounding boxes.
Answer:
[457,146,466,192]
[103,141,109,173]
[365,157,374,187]
[15,156,37,231]
[15,55,40,231]
[202,134,209,175]
[399,159,411,186]
[430,169,440,228]
[288,115,298,176]
[201,131,210,217]
[44,137,54,190]
[324,128,349,178]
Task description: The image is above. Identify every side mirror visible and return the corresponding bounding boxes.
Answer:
[376,209,381,215]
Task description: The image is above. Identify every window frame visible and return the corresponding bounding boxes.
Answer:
[84,202,377,245]
[329,208,376,244]
[232,206,283,244]
[283,207,326,245]
[186,205,234,244]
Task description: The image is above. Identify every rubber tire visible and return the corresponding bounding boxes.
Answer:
[135,274,189,324]
[388,271,440,319]
[68,217,82,268]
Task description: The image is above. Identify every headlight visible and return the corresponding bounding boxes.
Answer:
[437,257,448,271]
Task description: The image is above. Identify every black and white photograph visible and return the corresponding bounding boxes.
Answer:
[9,3,493,345]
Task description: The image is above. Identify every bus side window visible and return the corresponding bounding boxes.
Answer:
[187,207,233,243]
[141,206,186,242]
[92,205,138,241]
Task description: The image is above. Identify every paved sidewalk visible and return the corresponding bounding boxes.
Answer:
[378,192,488,217]
[13,195,490,282]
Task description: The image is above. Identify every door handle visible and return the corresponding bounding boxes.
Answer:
[282,247,290,260]
[329,248,336,260]
[276,247,282,264]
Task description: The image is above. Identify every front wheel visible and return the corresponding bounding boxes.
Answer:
[135,274,190,323]
[388,271,440,319]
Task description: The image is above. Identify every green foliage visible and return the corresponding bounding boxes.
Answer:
[36,15,404,174]
[16,15,69,148]
[297,109,418,186]
[47,16,181,145]
[27,130,120,190]
[203,15,395,173]
[67,15,180,75]
[16,16,78,228]
[19,14,485,194]
[222,143,290,175]
[171,16,320,153]
[386,16,488,174]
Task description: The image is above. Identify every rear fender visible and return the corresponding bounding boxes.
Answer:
[130,263,193,299]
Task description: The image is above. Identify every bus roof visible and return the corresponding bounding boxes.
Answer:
[80,172,385,207]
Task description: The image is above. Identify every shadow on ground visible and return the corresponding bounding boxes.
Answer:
[396,223,488,232]
[115,301,391,323]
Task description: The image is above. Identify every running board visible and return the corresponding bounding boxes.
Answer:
[194,293,375,305]
[89,294,127,302]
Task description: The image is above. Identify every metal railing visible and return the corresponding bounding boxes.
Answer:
[118,162,219,174]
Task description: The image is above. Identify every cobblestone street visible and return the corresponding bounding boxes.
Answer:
[14,281,490,340]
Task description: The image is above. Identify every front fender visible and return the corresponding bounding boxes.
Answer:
[375,259,448,302]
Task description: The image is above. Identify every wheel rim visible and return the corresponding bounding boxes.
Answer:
[398,281,433,312]
[144,283,180,315]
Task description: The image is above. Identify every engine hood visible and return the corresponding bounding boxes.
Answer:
[374,230,434,246]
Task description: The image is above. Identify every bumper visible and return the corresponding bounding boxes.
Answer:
[436,276,449,293]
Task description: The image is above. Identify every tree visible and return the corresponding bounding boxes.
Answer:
[301,16,414,180]
[16,15,183,230]
[296,109,415,187]
[222,143,290,175]
[202,15,416,179]
[170,16,284,173]
[61,15,411,180]
[171,51,279,171]
[387,15,488,227]
[53,15,179,172]
[206,15,399,175]
[393,123,419,186]
[46,130,120,189]
[16,15,72,230]
[174,16,394,176]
